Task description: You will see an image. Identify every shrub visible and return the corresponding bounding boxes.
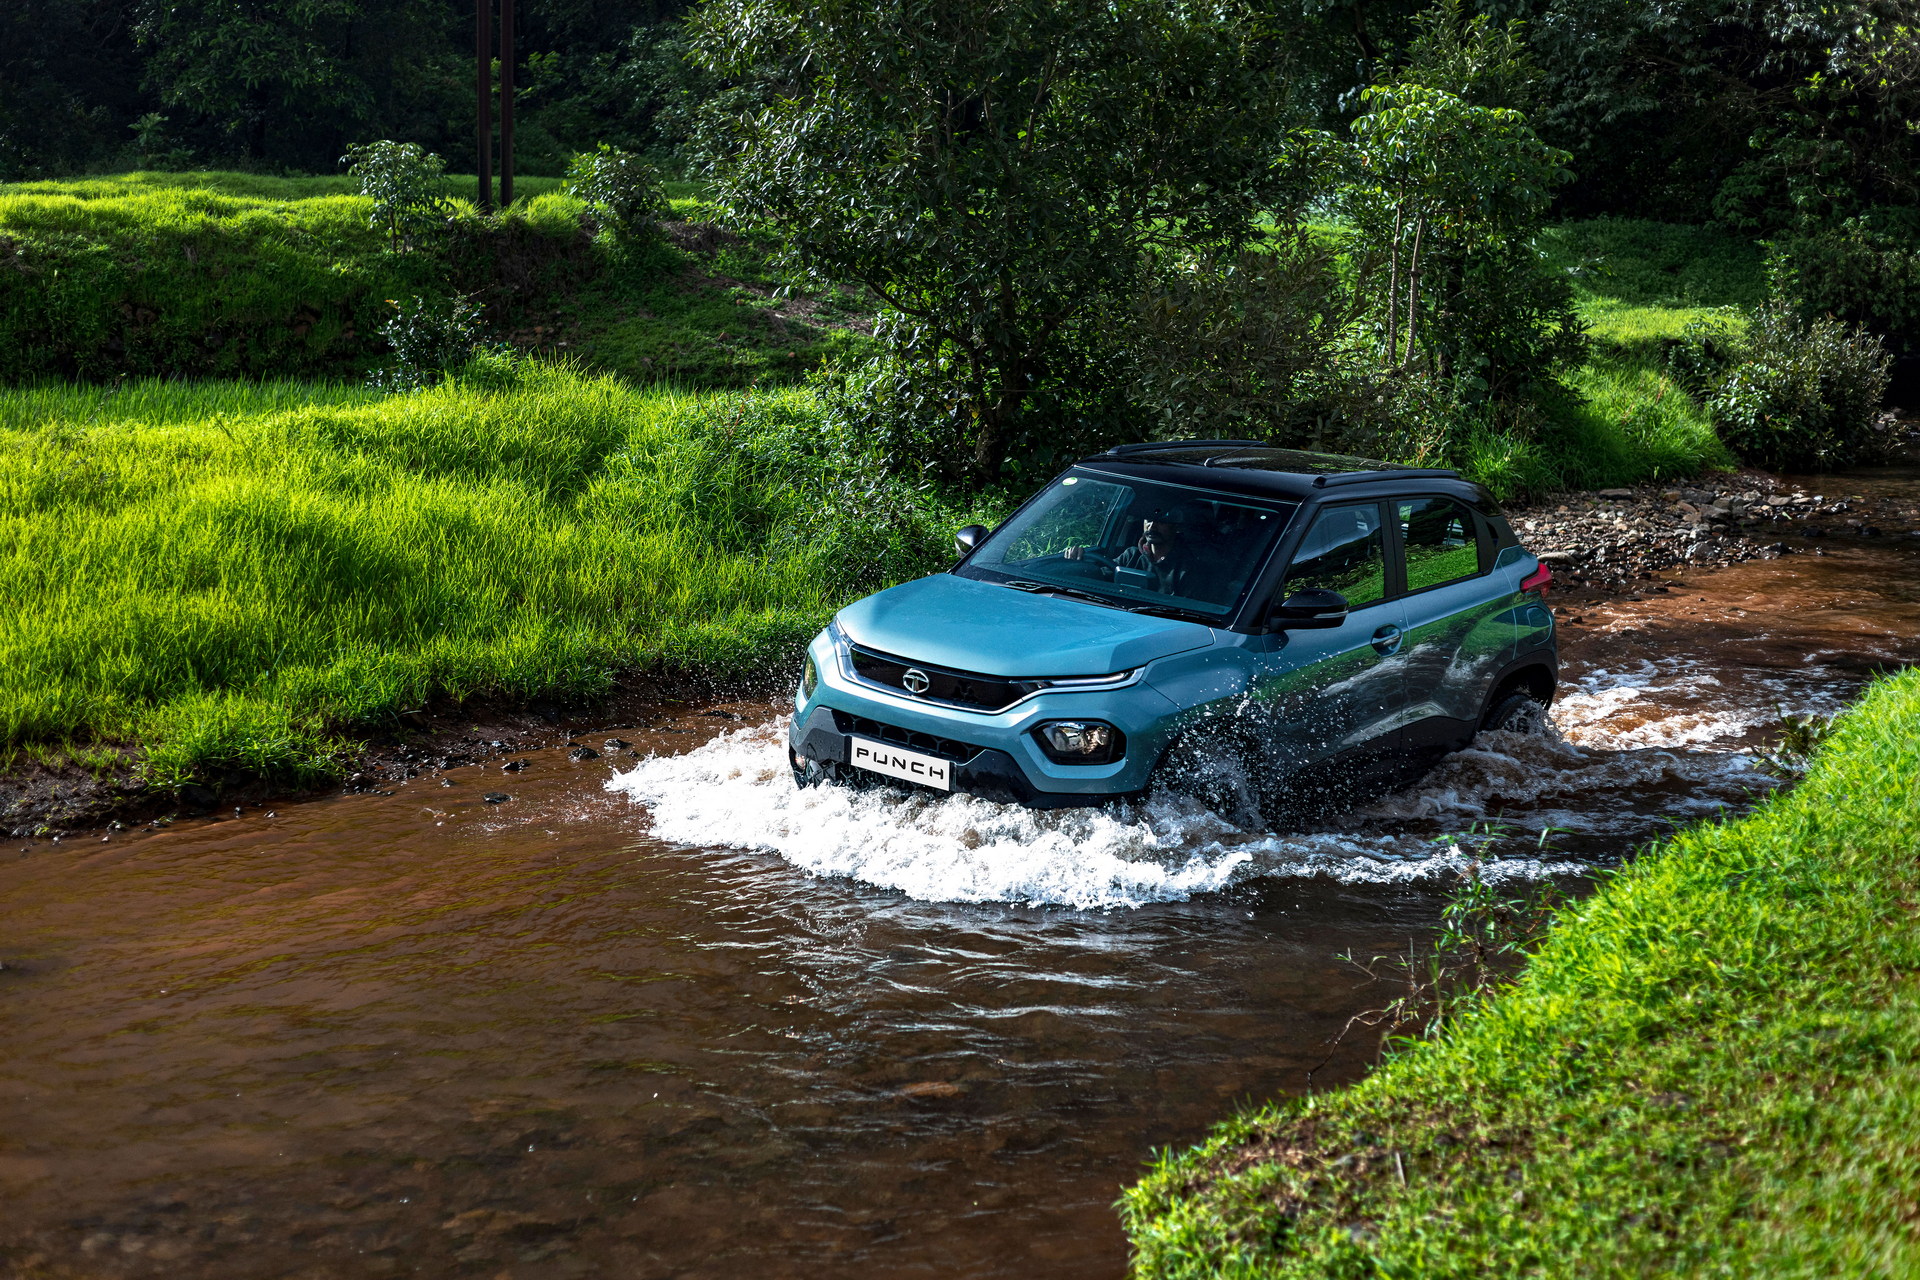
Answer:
[342,140,453,253]
[369,294,482,392]
[565,144,669,244]
[1706,301,1894,470]
[1767,212,1920,357]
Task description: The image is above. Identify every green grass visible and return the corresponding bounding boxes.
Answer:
[1470,218,1766,496]
[0,171,866,388]
[0,366,982,788]
[1123,667,1920,1277]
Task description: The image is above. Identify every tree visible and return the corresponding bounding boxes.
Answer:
[343,140,452,252]
[691,0,1305,485]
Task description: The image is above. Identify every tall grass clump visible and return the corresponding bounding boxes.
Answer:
[1124,667,1920,1277]
[0,367,987,787]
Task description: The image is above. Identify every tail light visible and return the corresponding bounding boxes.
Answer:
[1520,563,1552,594]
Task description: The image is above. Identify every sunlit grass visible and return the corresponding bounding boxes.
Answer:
[1125,668,1920,1276]
[0,366,977,787]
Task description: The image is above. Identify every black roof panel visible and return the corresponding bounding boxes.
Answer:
[1073,442,1477,503]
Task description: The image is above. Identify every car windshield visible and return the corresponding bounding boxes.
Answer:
[956,469,1295,620]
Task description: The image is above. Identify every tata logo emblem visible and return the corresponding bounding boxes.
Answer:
[901,668,932,695]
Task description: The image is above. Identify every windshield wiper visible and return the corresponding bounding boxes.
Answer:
[1127,603,1218,624]
[1003,580,1130,611]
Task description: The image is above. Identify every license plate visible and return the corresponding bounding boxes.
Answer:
[847,737,952,790]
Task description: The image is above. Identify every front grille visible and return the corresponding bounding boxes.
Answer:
[832,711,984,764]
[848,643,1035,712]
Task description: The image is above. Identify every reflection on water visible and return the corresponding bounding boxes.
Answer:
[2,521,1917,1279]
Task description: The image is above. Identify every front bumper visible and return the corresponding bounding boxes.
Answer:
[787,628,1183,807]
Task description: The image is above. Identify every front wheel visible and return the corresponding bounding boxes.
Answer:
[1483,689,1550,734]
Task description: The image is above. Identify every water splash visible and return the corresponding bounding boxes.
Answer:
[605,693,1779,907]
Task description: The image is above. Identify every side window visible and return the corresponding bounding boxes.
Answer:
[1398,497,1487,592]
[1282,503,1386,607]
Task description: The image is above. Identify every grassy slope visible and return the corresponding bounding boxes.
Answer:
[0,368,978,785]
[1123,667,1920,1277]
[0,171,870,386]
[1478,219,1764,495]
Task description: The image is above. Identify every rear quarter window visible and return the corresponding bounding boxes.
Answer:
[1398,496,1488,592]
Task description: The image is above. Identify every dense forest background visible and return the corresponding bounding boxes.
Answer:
[7,0,1916,231]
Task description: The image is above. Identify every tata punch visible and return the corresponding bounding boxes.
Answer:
[789,442,1556,819]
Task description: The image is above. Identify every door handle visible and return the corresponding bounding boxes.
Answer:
[1370,624,1403,655]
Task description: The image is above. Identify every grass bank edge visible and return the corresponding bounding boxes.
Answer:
[1121,666,1920,1278]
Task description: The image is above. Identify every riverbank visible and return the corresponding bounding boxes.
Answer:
[0,370,986,838]
[1122,665,1920,1275]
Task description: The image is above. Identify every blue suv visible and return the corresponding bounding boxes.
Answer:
[789,442,1556,820]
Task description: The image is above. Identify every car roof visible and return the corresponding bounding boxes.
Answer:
[1071,440,1496,506]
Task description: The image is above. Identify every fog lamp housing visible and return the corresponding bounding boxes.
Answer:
[1033,719,1125,765]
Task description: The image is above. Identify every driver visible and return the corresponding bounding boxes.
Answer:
[1064,513,1189,595]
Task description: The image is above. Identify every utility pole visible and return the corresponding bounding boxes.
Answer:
[475,0,492,211]
[499,0,515,208]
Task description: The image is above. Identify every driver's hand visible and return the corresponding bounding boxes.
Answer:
[1063,545,1084,561]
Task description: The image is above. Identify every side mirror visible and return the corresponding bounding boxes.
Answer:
[955,524,988,555]
[1269,588,1348,630]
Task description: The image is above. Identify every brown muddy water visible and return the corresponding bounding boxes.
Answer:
[4,491,1918,1280]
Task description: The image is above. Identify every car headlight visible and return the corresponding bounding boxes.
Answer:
[800,654,819,701]
[1033,719,1124,765]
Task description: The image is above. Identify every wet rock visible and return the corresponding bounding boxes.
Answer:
[898,1080,965,1100]
[501,759,529,773]
[604,738,631,749]
[704,710,744,721]
[482,792,511,804]
[1596,488,1635,499]
[440,777,454,787]
[568,746,599,761]
[176,784,217,812]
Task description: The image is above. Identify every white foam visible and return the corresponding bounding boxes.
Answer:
[605,720,1640,907]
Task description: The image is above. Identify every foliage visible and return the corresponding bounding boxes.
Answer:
[1704,301,1894,471]
[692,0,1306,485]
[368,294,483,391]
[0,369,994,786]
[1127,232,1369,448]
[343,140,453,253]
[1768,209,1920,357]
[132,0,459,166]
[565,143,671,244]
[1124,666,1920,1277]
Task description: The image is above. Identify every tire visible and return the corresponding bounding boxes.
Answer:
[1483,689,1549,734]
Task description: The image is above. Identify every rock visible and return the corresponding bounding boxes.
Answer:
[568,747,599,761]
[1596,488,1635,499]
[704,710,744,721]
[440,777,454,787]
[1537,550,1588,564]
[898,1080,964,1100]
[501,759,528,772]
[482,792,510,804]
[177,783,217,811]
[604,738,631,749]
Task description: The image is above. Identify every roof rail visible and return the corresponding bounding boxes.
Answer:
[1103,439,1266,457]
[1312,467,1461,488]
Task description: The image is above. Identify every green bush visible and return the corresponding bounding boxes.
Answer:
[368,294,484,392]
[1767,209,1920,357]
[1705,301,1894,471]
[565,144,670,244]
[342,140,454,253]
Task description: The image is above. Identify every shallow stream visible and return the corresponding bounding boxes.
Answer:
[3,477,1918,1279]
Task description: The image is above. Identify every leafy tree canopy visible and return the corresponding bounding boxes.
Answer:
[692,0,1309,482]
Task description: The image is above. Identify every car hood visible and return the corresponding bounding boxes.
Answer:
[836,574,1215,678]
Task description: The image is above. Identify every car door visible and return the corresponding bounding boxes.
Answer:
[1247,500,1409,773]
[1392,494,1509,753]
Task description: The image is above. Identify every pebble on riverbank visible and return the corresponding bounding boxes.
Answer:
[1505,473,1920,590]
